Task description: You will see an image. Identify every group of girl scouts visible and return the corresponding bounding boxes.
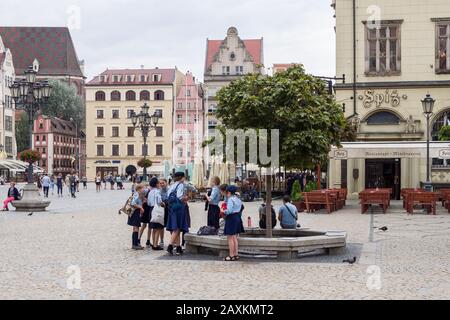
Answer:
[128,173,244,261]
[128,172,190,256]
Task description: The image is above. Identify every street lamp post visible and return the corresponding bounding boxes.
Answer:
[422,94,436,191]
[9,66,52,211]
[130,103,161,182]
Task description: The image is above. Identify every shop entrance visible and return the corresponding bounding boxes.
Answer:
[365,159,401,200]
[96,167,119,179]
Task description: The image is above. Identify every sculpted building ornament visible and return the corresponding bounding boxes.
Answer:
[405,115,417,134]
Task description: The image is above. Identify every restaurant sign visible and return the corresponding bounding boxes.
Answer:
[439,149,450,159]
[359,89,408,109]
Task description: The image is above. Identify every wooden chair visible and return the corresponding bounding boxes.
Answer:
[304,192,336,214]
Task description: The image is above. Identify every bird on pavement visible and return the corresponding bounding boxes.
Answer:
[343,257,357,264]
[379,226,388,232]
[28,212,33,216]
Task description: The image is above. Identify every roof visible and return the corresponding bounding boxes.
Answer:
[87,68,177,86]
[205,38,263,73]
[36,114,76,135]
[0,52,5,67]
[0,27,84,78]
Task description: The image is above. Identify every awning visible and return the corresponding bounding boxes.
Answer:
[0,160,44,174]
[330,141,450,160]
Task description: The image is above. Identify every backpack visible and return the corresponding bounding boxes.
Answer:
[118,195,134,216]
[197,226,218,236]
[168,183,183,210]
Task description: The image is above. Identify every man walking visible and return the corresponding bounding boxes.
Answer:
[69,173,77,198]
[41,174,51,198]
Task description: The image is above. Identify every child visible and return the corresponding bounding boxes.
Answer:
[220,186,243,262]
[206,177,221,229]
[166,172,188,256]
[148,178,164,250]
[128,184,145,250]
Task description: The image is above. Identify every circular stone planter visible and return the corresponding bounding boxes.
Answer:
[185,228,347,260]
[12,184,51,212]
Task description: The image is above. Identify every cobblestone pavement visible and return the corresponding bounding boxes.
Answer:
[0,183,449,300]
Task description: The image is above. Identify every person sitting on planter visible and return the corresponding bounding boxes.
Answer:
[278,195,299,230]
[258,195,276,229]
[2,182,20,211]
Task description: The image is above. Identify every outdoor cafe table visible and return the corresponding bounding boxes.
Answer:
[359,189,391,214]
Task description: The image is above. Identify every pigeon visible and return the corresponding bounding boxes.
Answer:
[343,257,357,264]
[28,212,33,216]
[379,226,388,232]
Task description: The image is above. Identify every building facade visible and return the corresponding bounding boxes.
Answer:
[85,68,183,179]
[32,114,84,176]
[204,27,264,138]
[330,0,450,198]
[0,36,16,159]
[173,72,204,166]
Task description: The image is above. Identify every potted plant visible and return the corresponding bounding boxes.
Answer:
[137,158,152,169]
[291,180,305,212]
[19,149,42,164]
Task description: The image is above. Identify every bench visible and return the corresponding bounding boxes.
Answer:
[406,192,439,215]
[304,192,336,214]
[359,191,390,214]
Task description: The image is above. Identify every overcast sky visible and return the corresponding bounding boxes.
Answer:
[0,0,336,81]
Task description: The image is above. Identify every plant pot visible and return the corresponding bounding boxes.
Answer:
[293,201,305,213]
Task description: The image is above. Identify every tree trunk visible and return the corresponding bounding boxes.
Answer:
[266,168,273,238]
[317,164,321,190]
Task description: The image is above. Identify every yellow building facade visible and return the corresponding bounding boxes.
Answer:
[330,0,450,199]
[85,68,183,179]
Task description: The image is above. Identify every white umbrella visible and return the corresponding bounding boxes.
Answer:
[219,162,229,186]
[191,158,205,188]
[209,155,220,180]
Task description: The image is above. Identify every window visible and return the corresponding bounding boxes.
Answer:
[127,109,134,118]
[97,110,104,119]
[177,147,183,158]
[95,91,105,101]
[112,110,120,119]
[366,111,400,125]
[177,114,183,124]
[113,75,120,83]
[140,90,150,101]
[154,90,165,100]
[236,66,244,75]
[230,52,236,60]
[365,21,401,75]
[127,127,135,137]
[112,145,120,156]
[187,102,191,109]
[432,109,450,141]
[126,75,133,83]
[177,102,183,109]
[436,21,450,72]
[153,74,161,82]
[112,127,120,137]
[155,109,163,118]
[5,137,12,154]
[142,145,148,156]
[222,66,230,75]
[111,91,121,101]
[156,126,163,137]
[126,90,136,101]
[186,114,190,124]
[156,144,163,156]
[36,135,40,141]
[186,89,191,97]
[97,145,104,156]
[5,116,12,132]
[127,145,135,156]
[140,75,146,82]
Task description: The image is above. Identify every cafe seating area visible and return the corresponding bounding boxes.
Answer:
[304,189,347,214]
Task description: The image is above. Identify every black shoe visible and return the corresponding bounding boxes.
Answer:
[167,244,174,255]
[146,240,151,247]
[175,246,183,256]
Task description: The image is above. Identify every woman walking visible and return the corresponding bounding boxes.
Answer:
[128,184,145,250]
[166,172,188,256]
[148,177,165,250]
[206,177,221,229]
[56,174,64,197]
[221,186,244,261]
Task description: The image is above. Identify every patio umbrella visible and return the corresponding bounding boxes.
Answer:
[209,156,220,180]
[191,159,205,188]
[219,162,229,186]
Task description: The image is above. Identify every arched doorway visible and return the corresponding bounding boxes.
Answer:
[126,165,137,176]
[432,108,450,168]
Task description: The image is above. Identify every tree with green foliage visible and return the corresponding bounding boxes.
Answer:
[15,113,30,153]
[291,180,303,202]
[213,64,346,237]
[439,125,450,141]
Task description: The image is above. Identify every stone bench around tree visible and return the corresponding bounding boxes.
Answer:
[185,229,347,260]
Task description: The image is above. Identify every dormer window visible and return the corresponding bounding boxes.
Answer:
[153,74,161,82]
[140,75,147,82]
[113,75,121,83]
[100,75,107,83]
[126,75,133,83]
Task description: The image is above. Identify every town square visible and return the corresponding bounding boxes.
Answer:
[0,0,450,303]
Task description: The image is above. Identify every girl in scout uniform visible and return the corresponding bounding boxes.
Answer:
[128,184,145,250]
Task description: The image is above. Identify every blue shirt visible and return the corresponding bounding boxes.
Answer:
[168,182,185,200]
[160,187,168,201]
[147,188,162,207]
[131,192,143,207]
[209,186,220,205]
[224,195,242,216]
[279,203,298,226]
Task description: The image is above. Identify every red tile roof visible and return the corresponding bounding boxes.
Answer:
[87,68,176,86]
[0,27,84,78]
[205,38,263,73]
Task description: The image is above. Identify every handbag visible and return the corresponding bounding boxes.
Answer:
[150,204,165,225]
